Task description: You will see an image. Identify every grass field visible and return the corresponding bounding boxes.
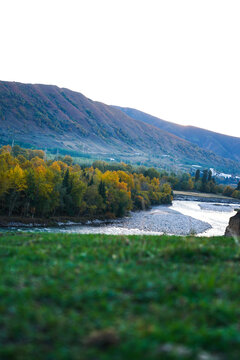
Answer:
[1,233,240,359]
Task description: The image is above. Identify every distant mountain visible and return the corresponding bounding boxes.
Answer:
[114,107,240,162]
[0,80,239,173]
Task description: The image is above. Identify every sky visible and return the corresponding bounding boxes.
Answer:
[1,0,240,137]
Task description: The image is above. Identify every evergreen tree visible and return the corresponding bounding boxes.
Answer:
[208,170,212,182]
[237,181,240,191]
[98,180,106,200]
[63,169,70,192]
[202,169,208,184]
[195,169,200,182]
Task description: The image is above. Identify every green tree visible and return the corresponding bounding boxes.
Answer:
[223,186,234,197]
[195,169,200,182]
[208,170,212,182]
[63,155,73,166]
[144,168,160,180]
[98,180,106,200]
[202,169,208,184]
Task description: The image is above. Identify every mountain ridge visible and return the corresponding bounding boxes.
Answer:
[0,80,239,174]
[114,106,240,162]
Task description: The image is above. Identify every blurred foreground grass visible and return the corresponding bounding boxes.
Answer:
[0,232,240,360]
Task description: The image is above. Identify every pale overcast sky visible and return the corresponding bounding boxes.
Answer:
[1,0,240,137]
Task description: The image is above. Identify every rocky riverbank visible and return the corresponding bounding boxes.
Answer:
[0,204,211,236]
[1,198,239,237]
[120,206,211,235]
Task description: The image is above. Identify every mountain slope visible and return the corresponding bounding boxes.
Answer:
[114,106,240,162]
[0,80,239,173]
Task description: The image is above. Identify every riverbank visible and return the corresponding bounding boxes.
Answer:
[1,198,239,236]
[35,200,236,237]
[174,190,240,203]
[0,203,213,235]
[1,232,240,359]
[0,214,115,228]
[0,190,240,229]
[0,192,237,228]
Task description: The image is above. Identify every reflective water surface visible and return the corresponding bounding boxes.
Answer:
[172,201,239,236]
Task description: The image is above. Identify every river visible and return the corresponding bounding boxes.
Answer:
[2,199,239,236]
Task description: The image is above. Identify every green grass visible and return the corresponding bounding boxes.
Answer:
[0,233,240,359]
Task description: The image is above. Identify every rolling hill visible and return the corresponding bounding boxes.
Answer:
[115,107,240,162]
[0,80,239,173]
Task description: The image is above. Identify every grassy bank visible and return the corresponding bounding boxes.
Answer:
[1,233,240,359]
[173,190,238,200]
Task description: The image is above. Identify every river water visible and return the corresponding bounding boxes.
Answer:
[2,199,239,237]
[172,201,238,236]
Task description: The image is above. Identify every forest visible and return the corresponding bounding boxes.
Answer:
[0,146,172,219]
[166,168,240,199]
[1,145,239,220]
[92,160,240,199]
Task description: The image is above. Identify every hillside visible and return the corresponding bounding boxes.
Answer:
[115,106,240,162]
[0,80,239,173]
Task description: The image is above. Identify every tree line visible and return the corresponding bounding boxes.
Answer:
[165,169,240,199]
[0,146,172,219]
[93,160,240,200]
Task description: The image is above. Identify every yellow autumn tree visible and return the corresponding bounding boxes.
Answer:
[8,164,27,192]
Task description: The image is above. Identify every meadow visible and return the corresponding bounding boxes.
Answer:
[1,233,240,359]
